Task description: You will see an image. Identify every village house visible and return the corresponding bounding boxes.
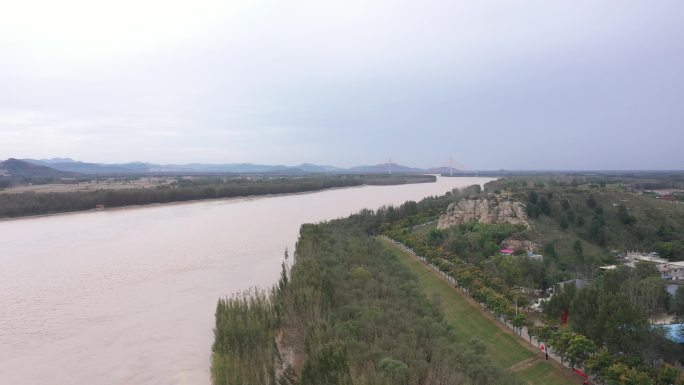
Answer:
[601,251,669,272]
[659,261,684,281]
[603,251,684,282]
[623,251,668,264]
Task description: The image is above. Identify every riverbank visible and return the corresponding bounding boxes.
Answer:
[0,175,364,219]
[0,175,437,221]
[0,184,362,222]
[212,216,516,385]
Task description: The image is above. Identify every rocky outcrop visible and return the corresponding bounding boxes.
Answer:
[437,197,529,229]
[501,238,541,253]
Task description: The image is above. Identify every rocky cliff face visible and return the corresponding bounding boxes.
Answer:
[437,197,529,229]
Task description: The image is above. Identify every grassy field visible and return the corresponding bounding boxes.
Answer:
[379,238,579,385]
[517,362,577,385]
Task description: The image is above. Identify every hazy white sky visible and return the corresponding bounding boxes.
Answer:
[1,0,683,169]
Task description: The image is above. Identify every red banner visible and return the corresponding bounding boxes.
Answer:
[573,368,588,379]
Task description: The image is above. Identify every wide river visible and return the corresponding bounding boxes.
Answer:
[0,176,492,385]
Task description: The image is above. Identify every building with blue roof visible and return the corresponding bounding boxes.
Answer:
[661,324,684,344]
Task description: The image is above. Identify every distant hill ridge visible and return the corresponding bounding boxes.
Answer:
[0,158,77,178]
[20,158,452,175]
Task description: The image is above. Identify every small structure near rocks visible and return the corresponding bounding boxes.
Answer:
[500,237,541,254]
[558,278,589,290]
[526,252,544,261]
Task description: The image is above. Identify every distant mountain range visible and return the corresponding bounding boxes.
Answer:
[0,158,79,178]
[0,158,460,177]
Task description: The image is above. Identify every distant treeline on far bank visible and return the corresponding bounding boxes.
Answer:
[0,174,436,219]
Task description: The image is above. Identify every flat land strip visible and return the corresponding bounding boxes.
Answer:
[0,178,173,194]
[379,238,578,385]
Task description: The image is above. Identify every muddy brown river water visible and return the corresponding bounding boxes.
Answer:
[0,176,492,385]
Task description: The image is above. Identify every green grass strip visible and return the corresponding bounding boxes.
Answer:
[380,237,534,367]
[380,238,579,384]
[517,362,577,385]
